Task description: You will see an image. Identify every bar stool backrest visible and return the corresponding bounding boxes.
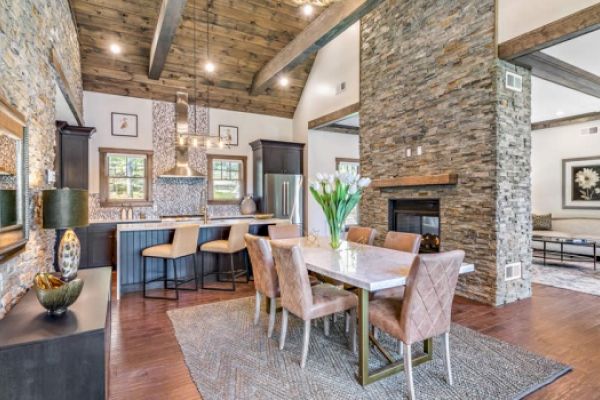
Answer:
[228,223,250,252]
[172,224,200,257]
[268,224,301,240]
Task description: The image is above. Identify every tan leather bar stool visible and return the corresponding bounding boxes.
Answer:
[200,222,249,291]
[142,224,200,300]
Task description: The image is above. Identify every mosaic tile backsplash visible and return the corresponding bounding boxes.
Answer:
[89,101,242,221]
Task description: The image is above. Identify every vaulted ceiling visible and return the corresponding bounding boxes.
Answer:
[71,0,326,118]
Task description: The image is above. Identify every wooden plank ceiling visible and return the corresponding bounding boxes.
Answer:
[71,0,325,118]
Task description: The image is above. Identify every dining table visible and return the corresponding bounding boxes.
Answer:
[274,236,475,386]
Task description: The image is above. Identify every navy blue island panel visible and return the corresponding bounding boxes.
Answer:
[118,222,272,295]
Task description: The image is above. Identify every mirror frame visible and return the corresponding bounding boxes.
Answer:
[0,96,29,261]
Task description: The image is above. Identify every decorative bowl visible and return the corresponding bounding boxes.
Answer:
[33,272,84,316]
[255,213,274,220]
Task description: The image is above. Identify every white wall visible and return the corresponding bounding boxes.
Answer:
[498,0,598,43]
[83,91,294,196]
[292,22,360,144]
[206,108,294,195]
[532,119,600,218]
[84,91,154,193]
[307,130,359,234]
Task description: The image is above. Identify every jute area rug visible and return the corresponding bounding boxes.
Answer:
[168,297,570,400]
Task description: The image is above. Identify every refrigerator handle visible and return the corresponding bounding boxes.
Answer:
[284,181,289,216]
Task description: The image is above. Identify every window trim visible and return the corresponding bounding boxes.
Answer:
[335,158,360,173]
[207,154,247,205]
[99,147,154,207]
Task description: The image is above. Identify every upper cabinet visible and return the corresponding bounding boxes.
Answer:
[250,140,304,175]
[55,122,96,190]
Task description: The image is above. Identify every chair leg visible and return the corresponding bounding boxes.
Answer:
[163,258,167,289]
[201,251,205,288]
[142,256,147,298]
[349,309,357,354]
[443,331,453,385]
[230,253,237,291]
[403,342,415,400]
[254,291,262,326]
[279,308,289,350]
[193,254,199,291]
[267,296,277,338]
[172,258,179,300]
[300,319,311,369]
[324,315,330,337]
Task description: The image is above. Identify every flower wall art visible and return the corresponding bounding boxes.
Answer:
[563,156,600,209]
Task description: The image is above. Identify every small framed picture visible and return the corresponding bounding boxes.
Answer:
[219,125,238,146]
[111,112,138,137]
[563,156,600,209]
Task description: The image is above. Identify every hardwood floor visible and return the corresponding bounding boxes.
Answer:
[109,276,600,399]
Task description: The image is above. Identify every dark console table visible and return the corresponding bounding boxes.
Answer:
[0,268,112,400]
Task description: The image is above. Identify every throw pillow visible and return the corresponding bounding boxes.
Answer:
[532,213,552,231]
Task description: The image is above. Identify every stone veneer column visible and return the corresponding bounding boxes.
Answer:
[360,0,532,305]
[0,1,83,318]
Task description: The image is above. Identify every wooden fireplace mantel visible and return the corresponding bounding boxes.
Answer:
[370,173,458,189]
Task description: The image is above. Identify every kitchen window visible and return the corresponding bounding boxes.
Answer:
[207,154,247,204]
[99,148,153,207]
[336,158,360,226]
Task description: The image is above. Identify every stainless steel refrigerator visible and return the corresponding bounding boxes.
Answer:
[263,174,303,224]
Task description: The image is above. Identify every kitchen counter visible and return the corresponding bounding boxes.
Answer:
[117,217,289,232]
[88,219,162,225]
[116,217,288,298]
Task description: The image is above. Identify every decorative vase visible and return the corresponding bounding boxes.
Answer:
[33,272,84,316]
[240,195,257,215]
[328,220,343,249]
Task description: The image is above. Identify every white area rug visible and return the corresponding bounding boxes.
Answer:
[532,261,600,296]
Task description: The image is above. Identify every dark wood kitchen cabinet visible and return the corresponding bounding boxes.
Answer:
[55,121,96,190]
[249,139,304,211]
[55,223,116,270]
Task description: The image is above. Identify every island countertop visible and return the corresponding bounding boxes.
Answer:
[117,217,290,232]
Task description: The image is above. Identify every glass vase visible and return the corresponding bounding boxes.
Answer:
[328,220,342,250]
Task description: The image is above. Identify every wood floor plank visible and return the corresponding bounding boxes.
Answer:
[109,274,600,399]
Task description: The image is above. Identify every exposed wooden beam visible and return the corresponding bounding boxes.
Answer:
[148,0,187,80]
[498,3,600,60]
[532,111,600,130]
[250,0,382,95]
[515,52,600,99]
[308,102,360,129]
[50,47,84,126]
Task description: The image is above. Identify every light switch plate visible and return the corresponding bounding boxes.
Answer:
[406,148,412,157]
[417,146,423,156]
[45,169,56,185]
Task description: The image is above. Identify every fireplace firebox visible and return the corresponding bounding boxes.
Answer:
[388,199,440,253]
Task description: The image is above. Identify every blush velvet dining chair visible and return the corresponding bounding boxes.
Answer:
[271,241,358,368]
[369,250,465,400]
[346,226,377,245]
[268,224,301,240]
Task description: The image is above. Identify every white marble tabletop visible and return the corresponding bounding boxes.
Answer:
[273,237,475,291]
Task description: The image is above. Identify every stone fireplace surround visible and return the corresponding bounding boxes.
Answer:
[359,0,532,306]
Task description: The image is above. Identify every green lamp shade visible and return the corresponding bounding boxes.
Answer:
[42,189,89,229]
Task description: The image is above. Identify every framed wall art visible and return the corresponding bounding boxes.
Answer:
[563,156,600,210]
[219,125,238,146]
[111,112,138,137]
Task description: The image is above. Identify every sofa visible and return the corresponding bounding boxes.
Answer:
[532,217,600,259]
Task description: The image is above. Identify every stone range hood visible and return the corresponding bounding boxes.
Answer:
[158,92,205,179]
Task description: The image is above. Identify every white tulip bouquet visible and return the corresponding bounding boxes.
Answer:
[309,171,371,249]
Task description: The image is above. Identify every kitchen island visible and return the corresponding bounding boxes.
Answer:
[116,218,288,298]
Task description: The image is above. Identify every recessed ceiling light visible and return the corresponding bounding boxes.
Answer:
[205,62,216,73]
[556,110,565,117]
[109,43,121,54]
[302,4,314,16]
[279,76,289,87]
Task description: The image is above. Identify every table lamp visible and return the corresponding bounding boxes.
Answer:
[42,188,88,281]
